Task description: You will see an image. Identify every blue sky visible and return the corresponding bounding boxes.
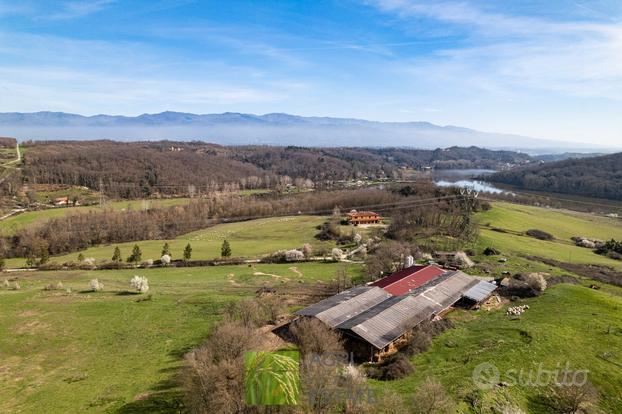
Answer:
[0,0,621,145]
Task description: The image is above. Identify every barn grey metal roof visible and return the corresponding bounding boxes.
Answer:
[343,271,479,349]
[463,280,497,302]
[295,286,392,328]
[297,270,490,350]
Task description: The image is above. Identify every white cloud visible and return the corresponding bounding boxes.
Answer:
[0,0,115,20]
[0,31,306,114]
[367,0,622,100]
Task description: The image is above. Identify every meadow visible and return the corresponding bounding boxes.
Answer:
[473,202,622,271]
[0,262,360,413]
[0,198,193,236]
[14,215,334,269]
[380,283,622,413]
[477,201,622,241]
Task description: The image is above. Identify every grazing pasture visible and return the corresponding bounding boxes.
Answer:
[0,262,359,413]
[46,215,331,265]
[474,202,622,271]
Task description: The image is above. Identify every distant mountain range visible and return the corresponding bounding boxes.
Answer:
[0,111,606,153]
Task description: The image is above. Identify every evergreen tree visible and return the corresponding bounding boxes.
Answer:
[221,239,232,258]
[77,253,85,262]
[183,243,192,262]
[161,242,171,257]
[127,244,142,263]
[112,246,122,262]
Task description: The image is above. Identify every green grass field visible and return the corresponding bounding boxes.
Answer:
[473,202,622,271]
[477,202,622,241]
[0,262,359,413]
[380,283,622,413]
[46,215,332,266]
[0,198,193,236]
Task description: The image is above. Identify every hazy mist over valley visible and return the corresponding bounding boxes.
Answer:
[0,111,607,153]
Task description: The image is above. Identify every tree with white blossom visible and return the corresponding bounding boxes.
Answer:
[130,275,149,293]
[89,279,104,292]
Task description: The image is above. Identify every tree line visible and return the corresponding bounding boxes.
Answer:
[2,188,404,260]
[20,140,536,198]
[488,152,622,201]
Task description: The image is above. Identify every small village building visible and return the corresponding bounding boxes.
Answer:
[292,265,497,361]
[346,210,382,225]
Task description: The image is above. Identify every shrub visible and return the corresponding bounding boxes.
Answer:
[353,233,362,245]
[129,275,149,293]
[284,249,304,262]
[38,262,64,271]
[483,246,500,256]
[366,354,414,381]
[525,273,547,293]
[364,241,412,279]
[404,320,454,356]
[596,238,622,256]
[182,322,259,414]
[301,243,313,259]
[411,377,455,414]
[362,391,408,414]
[453,251,474,268]
[331,247,344,261]
[526,229,554,241]
[89,279,104,292]
[44,281,64,291]
[544,378,598,414]
[289,317,344,358]
[503,276,544,298]
[160,254,171,266]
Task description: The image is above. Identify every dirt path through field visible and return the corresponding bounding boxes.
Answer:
[253,271,290,282]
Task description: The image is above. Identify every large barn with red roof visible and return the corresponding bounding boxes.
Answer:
[293,264,497,361]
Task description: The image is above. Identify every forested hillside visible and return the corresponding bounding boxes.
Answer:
[488,152,622,200]
[21,141,534,198]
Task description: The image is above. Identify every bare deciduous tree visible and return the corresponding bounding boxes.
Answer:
[411,378,455,414]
